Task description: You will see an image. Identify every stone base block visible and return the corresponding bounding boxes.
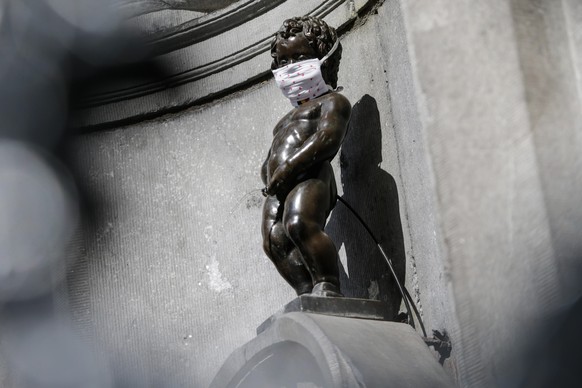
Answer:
[210,312,454,388]
[257,295,395,334]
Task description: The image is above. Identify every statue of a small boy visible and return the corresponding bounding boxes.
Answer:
[261,16,351,297]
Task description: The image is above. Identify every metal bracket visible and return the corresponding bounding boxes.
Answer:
[423,330,452,364]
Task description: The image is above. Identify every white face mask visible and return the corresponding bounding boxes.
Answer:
[272,39,339,107]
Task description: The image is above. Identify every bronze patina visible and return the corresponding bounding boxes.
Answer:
[261,16,351,297]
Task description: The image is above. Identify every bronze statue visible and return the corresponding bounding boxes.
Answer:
[261,16,351,297]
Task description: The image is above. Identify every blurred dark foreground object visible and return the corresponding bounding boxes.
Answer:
[519,296,582,388]
[0,0,150,147]
[0,1,154,386]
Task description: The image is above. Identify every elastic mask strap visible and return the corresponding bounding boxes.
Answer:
[319,38,340,65]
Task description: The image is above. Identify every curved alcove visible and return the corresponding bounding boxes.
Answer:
[71,0,380,130]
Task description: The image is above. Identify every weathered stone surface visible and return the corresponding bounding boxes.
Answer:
[392,0,578,385]
[114,0,239,16]
[71,0,375,129]
[511,0,582,303]
[62,6,458,386]
[211,312,453,388]
[56,0,582,387]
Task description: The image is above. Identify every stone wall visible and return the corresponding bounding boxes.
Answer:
[64,8,458,384]
[52,0,582,387]
[390,0,582,386]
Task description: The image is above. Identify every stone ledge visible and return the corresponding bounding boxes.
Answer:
[257,295,395,334]
[210,312,454,388]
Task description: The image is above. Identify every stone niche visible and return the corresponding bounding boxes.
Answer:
[71,0,378,130]
[115,0,240,16]
[63,0,460,387]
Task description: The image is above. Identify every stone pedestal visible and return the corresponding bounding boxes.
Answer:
[257,295,395,334]
[210,299,453,388]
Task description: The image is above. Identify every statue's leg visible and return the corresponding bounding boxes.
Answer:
[262,195,313,295]
[282,169,342,297]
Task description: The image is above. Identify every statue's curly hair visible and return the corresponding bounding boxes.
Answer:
[271,16,342,89]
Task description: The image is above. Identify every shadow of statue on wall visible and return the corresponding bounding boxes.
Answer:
[326,94,406,316]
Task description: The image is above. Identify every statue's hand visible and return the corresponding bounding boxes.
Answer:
[266,161,293,198]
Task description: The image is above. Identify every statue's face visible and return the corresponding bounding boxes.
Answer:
[273,33,318,68]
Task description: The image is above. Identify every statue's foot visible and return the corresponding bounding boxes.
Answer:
[294,282,314,296]
[311,281,343,297]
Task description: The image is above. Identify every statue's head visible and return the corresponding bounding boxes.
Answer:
[271,16,342,89]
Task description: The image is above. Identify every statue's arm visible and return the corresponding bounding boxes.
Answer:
[266,94,351,195]
[261,149,270,186]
